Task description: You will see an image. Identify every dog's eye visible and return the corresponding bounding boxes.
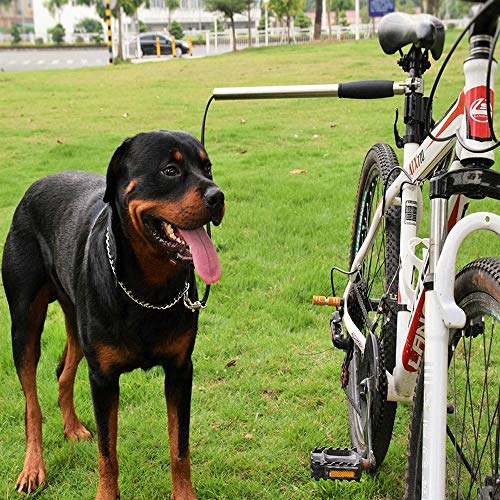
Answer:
[162,165,180,177]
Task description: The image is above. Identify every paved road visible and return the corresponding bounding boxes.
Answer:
[0,45,230,72]
[0,48,110,72]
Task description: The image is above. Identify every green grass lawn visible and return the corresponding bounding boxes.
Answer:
[0,37,498,499]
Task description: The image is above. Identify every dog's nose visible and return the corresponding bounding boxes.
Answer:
[203,186,225,225]
[203,186,225,210]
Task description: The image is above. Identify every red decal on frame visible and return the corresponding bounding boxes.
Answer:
[465,86,494,141]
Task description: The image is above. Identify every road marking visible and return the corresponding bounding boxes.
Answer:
[66,59,74,64]
[51,59,59,65]
[81,59,88,64]
[37,60,45,65]
[23,60,31,65]
[8,60,15,65]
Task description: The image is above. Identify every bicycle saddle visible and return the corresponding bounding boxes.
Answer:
[378,13,445,60]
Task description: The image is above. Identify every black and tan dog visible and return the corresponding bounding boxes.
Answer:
[2,130,225,499]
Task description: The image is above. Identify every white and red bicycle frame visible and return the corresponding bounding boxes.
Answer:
[341,55,500,499]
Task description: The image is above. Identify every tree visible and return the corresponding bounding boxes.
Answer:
[425,0,439,15]
[330,0,351,24]
[74,17,103,33]
[165,0,179,24]
[206,0,246,51]
[211,18,225,31]
[270,0,303,43]
[440,0,468,19]
[242,0,254,47]
[313,0,321,40]
[10,24,21,44]
[168,19,184,39]
[295,10,311,29]
[118,0,147,58]
[82,0,149,60]
[396,0,420,13]
[48,22,65,44]
[47,0,67,22]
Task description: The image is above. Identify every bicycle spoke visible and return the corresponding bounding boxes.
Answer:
[467,403,498,498]
[448,312,499,499]
[482,322,493,474]
[447,424,476,480]
[366,221,387,303]
[367,248,385,298]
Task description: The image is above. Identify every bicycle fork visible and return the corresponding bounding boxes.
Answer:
[421,195,448,500]
[423,201,500,499]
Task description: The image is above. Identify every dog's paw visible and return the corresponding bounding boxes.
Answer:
[171,489,196,500]
[95,485,120,500]
[15,459,46,493]
[64,422,92,441]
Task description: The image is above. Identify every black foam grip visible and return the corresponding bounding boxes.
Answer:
[338,80,395,99]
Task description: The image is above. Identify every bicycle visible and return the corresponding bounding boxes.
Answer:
[204,0,500,497]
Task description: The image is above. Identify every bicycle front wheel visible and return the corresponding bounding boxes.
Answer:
[405,257,500,499]
[345,143,400,469]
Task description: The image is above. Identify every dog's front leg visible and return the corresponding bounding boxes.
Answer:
[164,360,196,500]
[89,371,121,500]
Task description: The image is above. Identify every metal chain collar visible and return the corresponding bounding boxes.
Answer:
[105,227,205,311]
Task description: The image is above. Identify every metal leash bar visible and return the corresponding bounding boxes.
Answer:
[213,81,406,101]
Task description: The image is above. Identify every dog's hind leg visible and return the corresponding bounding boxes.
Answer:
[2,218,53,493]
[57,311,92,441]
[9,286,50,493]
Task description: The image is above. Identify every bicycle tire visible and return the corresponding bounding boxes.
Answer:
[345,143,401,469]
[404,257,500,499]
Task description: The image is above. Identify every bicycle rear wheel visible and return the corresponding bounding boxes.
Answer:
[345,143,400,469]
[405,257,500,499]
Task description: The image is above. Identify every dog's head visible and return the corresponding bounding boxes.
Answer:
[104,131,225,284]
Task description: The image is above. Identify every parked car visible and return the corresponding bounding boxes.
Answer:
[139,33,189,57]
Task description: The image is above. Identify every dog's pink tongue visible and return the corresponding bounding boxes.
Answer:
[178,228,221,284]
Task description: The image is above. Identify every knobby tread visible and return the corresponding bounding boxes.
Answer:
[346,143,401,469]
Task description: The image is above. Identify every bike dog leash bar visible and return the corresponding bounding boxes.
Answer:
[212,81,406,101]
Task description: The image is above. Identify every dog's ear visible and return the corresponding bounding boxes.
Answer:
[103,138,132,204]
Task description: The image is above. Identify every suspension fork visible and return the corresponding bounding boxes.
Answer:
[421,193,449,500]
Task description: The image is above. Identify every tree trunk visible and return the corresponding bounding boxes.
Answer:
[326,4,332,39]
[247,4,252,47]
[313,0,322,40]
[426,0,439,15]
[230,15,237,51]
[286,14,291,43]
[117,2,123,60]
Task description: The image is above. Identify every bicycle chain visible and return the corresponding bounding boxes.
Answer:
[352,279,374,331]
[343,277,389,434]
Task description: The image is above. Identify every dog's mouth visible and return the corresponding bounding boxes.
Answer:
[142,214,221,284]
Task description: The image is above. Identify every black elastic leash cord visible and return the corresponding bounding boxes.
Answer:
[198,95,216,307]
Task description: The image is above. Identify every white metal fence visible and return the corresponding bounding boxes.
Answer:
[202,25,374,54]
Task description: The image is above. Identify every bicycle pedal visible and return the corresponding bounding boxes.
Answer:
[312,295,342,307]
[310,447,367,481]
